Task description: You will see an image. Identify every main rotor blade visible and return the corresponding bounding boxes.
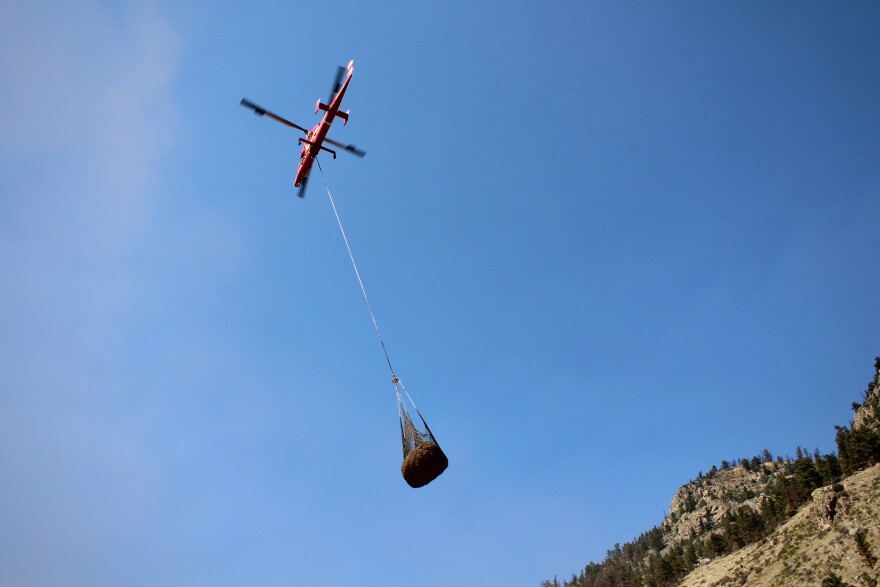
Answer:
[324,137,366,158]
[240,98,308,133]
[328,66,345,103]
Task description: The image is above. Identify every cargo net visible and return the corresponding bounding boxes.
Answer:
[395,377,448,488]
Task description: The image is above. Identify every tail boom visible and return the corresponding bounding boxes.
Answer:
[315,100,350,125]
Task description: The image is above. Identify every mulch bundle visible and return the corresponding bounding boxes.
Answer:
[401,441,448,488]
[396,378,447,488]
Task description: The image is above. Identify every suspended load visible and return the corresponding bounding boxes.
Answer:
[396,377,448,488]
[317,150,448,489]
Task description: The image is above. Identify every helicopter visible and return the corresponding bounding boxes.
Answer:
[240,60,365,197]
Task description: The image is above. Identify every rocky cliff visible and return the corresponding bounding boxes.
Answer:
[661,461,786,552]
[853,362,880,435]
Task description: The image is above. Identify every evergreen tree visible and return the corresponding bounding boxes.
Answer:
[760,495,781,530]
[816,453,842,485]
[792,457,823,506]
[683,542,698,569]
[822,573,854,587]
[646,527,664,552]
[836,423,880,475]
[705,533,727,558]
[692,538,704,560]
[652,555,673,586]
[721,514,739,550]
[734,505,765,544]
[683,491,697,513]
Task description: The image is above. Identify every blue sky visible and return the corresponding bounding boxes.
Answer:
[2,1,879,585]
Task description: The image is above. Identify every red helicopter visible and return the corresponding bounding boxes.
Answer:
[241,60,365,197]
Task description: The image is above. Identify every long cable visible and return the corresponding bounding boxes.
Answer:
[315,158,396,379]
[314,160,439,455]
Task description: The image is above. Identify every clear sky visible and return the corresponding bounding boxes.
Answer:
[2,1,879,585]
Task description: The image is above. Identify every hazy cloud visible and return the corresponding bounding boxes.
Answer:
[0,2,179,585]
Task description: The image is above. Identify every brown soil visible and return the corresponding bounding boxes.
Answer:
[401,442,448,488]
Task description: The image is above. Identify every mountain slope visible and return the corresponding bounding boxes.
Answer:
[680,464,880,587]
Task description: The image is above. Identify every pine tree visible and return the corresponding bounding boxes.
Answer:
[651,528,664,551]
[816,453,842,485]
[735,505,765,544]
[652,555,673,586]
[792,457,823,506]
[822,573,855,587]
[683,542,698,569]
[836,423,880,475]
[705,533,727,558]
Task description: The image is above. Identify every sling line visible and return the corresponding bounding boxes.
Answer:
[315,158,422,412]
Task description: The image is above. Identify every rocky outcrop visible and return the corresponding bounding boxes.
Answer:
[813,484,851,532]
[660,462,785,551]
[853,363,880,432]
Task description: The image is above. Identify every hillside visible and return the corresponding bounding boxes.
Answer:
[545,358,880,587]
[680,464,880,587]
